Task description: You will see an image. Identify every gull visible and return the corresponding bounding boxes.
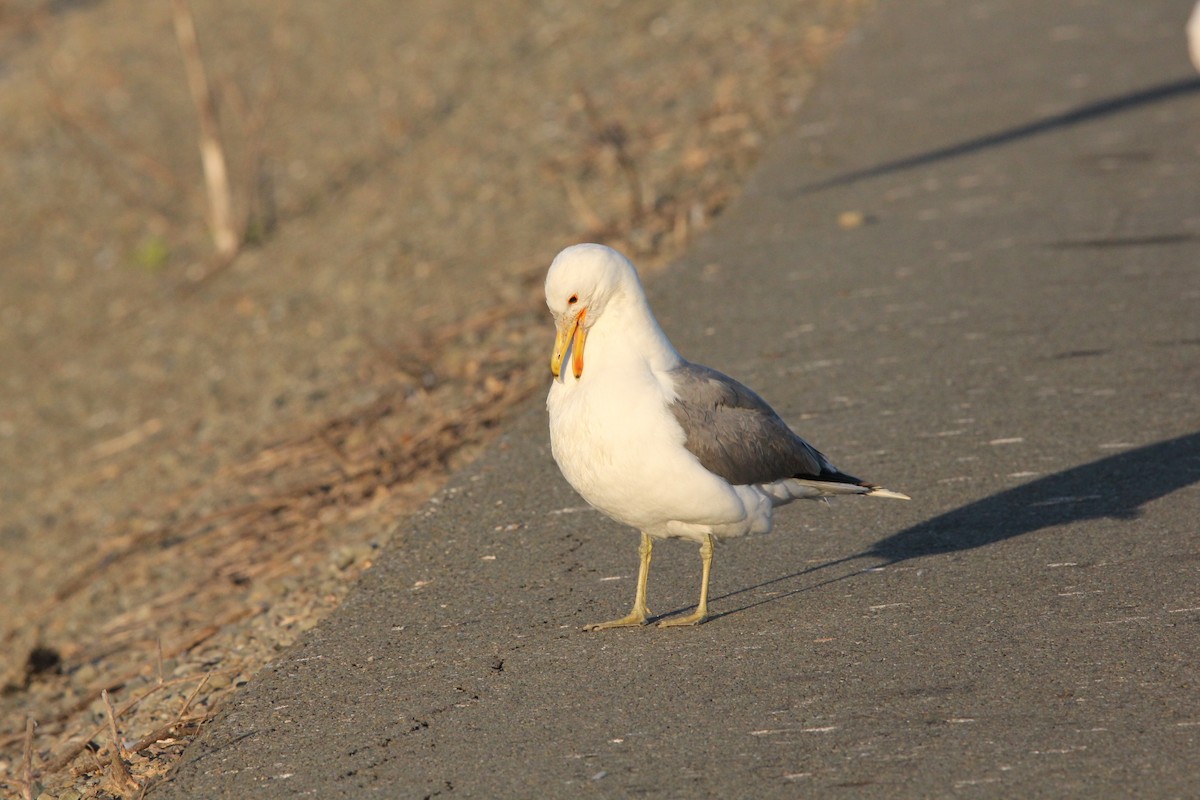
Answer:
[545,244,908,630]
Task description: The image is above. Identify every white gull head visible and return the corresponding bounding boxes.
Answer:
[544,243,679,382]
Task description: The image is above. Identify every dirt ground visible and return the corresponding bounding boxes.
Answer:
[0,1,867,796]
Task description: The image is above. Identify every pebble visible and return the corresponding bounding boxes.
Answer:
[837,209,866,229]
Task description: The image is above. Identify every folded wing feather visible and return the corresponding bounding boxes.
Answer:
[666,362,868,488]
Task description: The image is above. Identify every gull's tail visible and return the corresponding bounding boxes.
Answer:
[861,485,911,501]
[786,468,911,501]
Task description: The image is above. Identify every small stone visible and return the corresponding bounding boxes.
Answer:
[207,673,232,690]
[59,790,84,800]
[837,210,865,229]
[332,546,357,570]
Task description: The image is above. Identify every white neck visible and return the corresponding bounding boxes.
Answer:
[585,289,682,377]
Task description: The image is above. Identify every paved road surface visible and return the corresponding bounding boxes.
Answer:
[157,0,1200,797]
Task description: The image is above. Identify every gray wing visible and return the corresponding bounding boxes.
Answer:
[666,362,863,487]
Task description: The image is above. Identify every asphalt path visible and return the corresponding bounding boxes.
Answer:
[157,0,1200,797]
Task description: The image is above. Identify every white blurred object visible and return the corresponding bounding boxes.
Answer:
[1189,0,1200,72]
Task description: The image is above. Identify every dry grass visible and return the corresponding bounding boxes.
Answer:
[0,292,549,797]
[0,2,869,795]
[171,0,238,262]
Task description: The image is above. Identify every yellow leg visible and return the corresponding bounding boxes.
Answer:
[584,532,654,631]
[659,534,713,628]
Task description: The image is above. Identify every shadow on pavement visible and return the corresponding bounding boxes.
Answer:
[712,431,1200,618]
[796,77,1200,195]
[869,430,1200,561]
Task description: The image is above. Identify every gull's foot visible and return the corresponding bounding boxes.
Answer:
[657,609,708,628]
[583,610,650,631]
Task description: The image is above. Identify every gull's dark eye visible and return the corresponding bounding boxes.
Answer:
[568,294,578,305]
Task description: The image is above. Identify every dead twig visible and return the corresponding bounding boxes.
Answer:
[20,716,36,800]
[156,639,165,686]
[126,715,207,755]
[87,418,165,462]
[171,0,238,261]
[68,750,108,780]
[101,690,126,761]
[102,689,139,793]
[178,672,211,720]
[44,670,230,774]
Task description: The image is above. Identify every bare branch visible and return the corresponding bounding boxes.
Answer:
[102,690,139,793]
[171,0,239,260]
[20,717,36,800]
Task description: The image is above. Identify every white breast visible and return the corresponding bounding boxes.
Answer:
[547,356,769,541]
